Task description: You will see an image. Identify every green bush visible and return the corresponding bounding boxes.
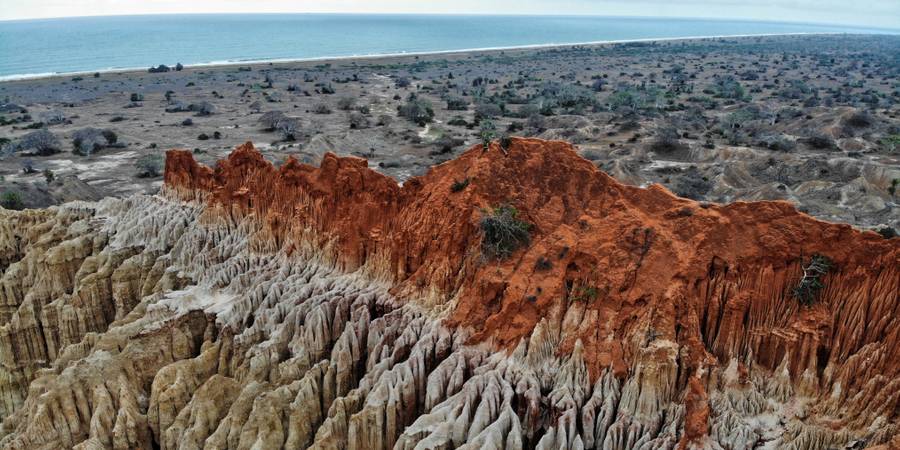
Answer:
[480,205,531,260]
[1,191,24,210]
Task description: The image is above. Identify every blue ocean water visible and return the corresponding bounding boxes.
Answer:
[0,14,896,80]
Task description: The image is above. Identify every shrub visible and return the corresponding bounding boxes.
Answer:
[72,128,115,155]
[189,102,216,116]
[165,101,191,113]
[38,110,66,125]
[792,254,833,305]
[312,103,332,114]
[348,111,370,129]
[336,96,356,111]
[43,168,54,183]
[881,134,900,153]
[446,96,468,111]
[648,127,685,154]
[499,134,513,153]
[395,77,411,88]
[757,134,796,152]
[20,129,61,155]
[258,111,287,130]
[447,116,468,127]
[376,115,393,127]
[474,103,502,120]
[450,178,470,192]
[175,62,184,71]
[0,191,24,210]
[712,75,747,100]
[148,64,170,73]
[480,205,531,260]
[805,132,836,150]
[135,154,164,178]
[844,111,873,128]
[479,120,497,150]
[569,284,599,303]
[276,117,301,140]
[398,97,434,125]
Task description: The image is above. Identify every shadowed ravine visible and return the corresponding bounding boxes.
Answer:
[0,138,897,449]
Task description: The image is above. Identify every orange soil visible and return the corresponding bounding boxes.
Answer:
[165,139,899,386]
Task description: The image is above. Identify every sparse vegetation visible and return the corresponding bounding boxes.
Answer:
[480,205,531,260]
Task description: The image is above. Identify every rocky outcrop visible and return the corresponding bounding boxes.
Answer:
[0,138,897,449]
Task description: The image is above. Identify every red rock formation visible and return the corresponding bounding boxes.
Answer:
[165,138,899,412]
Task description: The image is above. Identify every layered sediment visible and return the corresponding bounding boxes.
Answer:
[0,138,897,449]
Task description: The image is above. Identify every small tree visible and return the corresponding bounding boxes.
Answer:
[480,205,532,260]
[398,97,434,125]
[43,168,54,184]
[793,254,833,306]
[276,118,301,141]
[258,111,287,130]
[20,129,61,156]
[479,120,497,151]
[135,154,164,178]
[72,128,116,155]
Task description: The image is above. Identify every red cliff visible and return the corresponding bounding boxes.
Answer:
[165,138,899,431]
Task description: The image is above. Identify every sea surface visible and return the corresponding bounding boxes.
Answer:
[0,14,897,80]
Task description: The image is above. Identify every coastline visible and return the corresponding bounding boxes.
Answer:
[0,31,854,83]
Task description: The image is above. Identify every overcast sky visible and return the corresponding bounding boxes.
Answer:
[1,0,898,29]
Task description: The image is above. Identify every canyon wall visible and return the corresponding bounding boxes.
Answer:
[0,138,897,449]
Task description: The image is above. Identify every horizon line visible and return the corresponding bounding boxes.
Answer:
[1,11,898,32]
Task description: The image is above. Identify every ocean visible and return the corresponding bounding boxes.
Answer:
[0,14,896,80]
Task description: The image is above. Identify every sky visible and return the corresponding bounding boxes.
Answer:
[1,0,898,30]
